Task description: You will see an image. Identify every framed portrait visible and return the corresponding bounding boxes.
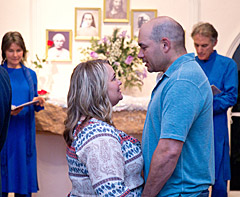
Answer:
[46,29,72,61]
[131,9,157,39]
[75,8,101,40]
[103,0,129,23]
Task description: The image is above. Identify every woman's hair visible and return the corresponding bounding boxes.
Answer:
[80,12,96,28]
[191,22,218,43]
[63,59,113,146]
[1,31,27,64]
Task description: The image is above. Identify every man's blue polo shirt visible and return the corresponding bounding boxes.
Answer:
[142,53,215,196]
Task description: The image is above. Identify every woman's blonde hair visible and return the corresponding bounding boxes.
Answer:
[63,59,113,146]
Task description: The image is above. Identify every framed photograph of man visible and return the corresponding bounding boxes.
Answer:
[131,9,157,39]
[75,8,101,40]
[103,0,129,23]
[46,29,72,61]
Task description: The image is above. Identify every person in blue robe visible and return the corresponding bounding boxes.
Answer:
[1,31,45,197]
[191,22,238,197]
[0,66,12,197]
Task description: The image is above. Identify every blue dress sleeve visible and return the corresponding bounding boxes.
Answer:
[31,69,44,112]
[213,60,238,115]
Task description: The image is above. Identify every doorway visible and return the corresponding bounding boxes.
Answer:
[230,43,240,190]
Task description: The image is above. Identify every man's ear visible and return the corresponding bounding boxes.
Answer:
[213,39,218,47]
[161,37,171,52]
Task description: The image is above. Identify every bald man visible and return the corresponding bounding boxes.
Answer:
[138,16,215,196]
[48,33,70,60]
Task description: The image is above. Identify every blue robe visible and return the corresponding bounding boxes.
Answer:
[195,50,238,182]
[1,62,43,194]
[0,66,12,196]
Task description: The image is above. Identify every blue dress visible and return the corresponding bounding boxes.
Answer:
[1,62,43,194]
[195,50,238,182]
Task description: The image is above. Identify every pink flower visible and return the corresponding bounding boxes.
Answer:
[124,56,134,65]
[98,40,103,45]
[143,68,147,79]
[135,68,147,80]
[90,51,98,59]
[102,36,109,44]
[114,62,120,67]
[120,30,127,38]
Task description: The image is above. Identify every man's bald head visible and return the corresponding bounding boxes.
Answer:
[141,16,185,49]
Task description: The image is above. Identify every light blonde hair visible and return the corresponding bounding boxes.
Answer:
[63,59,113,146]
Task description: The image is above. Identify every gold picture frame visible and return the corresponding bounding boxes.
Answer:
[46,29,72,62]
[103,0,130,23]
[75,8,101,40]
[131,9,157,39]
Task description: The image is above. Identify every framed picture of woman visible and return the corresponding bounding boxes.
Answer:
[46,29,72,61]
[75,8,101,40]
[103,0,129,23]
[131,9,157,39]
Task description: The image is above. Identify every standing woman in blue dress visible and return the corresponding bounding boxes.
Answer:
[1,31,45,197]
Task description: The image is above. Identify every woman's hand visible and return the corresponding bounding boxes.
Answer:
[11,107,23,116]
[33,96,45,107]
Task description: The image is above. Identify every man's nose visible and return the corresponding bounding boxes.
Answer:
[138,49,144,59]
[197,46,203,53]
[117,79,122,85]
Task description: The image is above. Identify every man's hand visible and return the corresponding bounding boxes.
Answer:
[142,138,184,196]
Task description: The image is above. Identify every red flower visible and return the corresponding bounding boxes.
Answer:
[38,89,48,95]
[47,40,54,47]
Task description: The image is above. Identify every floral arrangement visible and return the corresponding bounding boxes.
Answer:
[79,28,147,89]
[32,54,46,69]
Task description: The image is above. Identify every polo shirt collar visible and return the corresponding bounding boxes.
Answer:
[158,53,195,82]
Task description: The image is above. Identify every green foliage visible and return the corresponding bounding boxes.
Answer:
[32,54,46,69]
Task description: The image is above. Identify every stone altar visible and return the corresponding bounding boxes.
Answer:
[35,102,146,136]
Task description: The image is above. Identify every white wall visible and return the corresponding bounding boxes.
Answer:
[1,0,239,98]
[1,0,239,99]
[199,0,240,55]
[0,0,31,48]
